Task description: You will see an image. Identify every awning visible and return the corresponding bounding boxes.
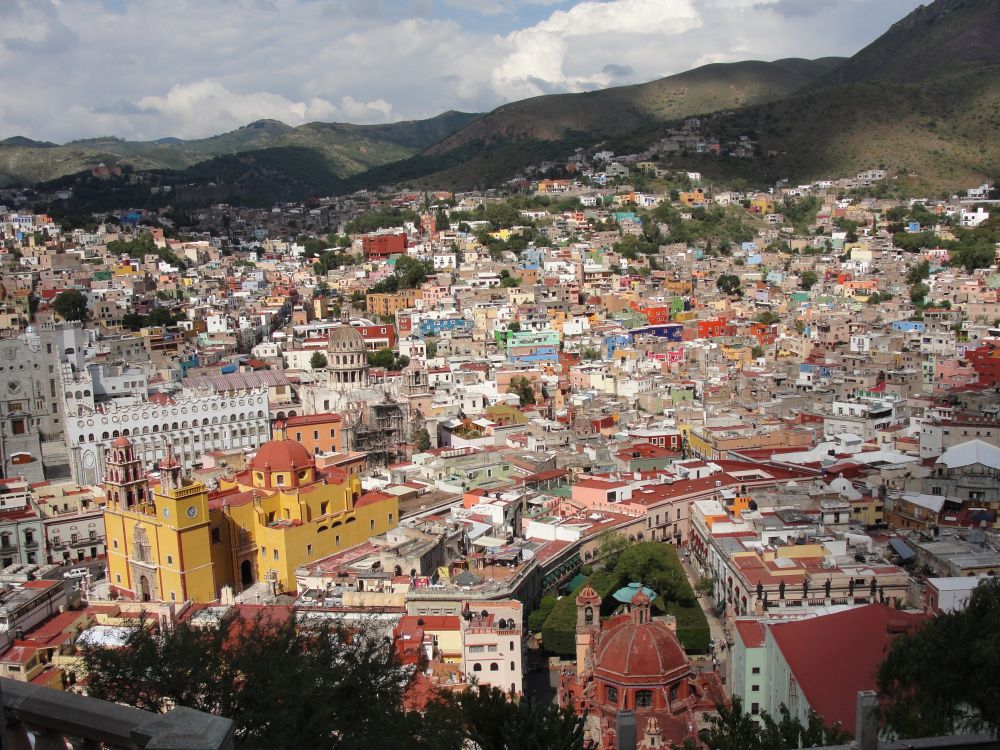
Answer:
[889,538,915,562]
[473,535,507,548]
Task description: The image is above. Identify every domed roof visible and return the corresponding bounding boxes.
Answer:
[327,325,366,353]
[593,617,688,685]
[249,439,314,473]
[576,583,602,606]
[111,436,133,449]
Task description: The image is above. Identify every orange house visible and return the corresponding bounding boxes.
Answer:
[273,413,344,455]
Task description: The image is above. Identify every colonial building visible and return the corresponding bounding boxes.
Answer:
[66,388,271,485]
[103,437,400,602]
[560,584,723,748]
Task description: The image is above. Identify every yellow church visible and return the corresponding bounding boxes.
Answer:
[103,437,398,603]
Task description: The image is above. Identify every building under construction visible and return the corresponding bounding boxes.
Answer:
[347,399,409,469]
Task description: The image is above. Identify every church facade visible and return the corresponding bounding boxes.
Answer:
[560,584,725,749]
[103,437,400,602]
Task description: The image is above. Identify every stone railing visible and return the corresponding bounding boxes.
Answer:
[1,678,234,750]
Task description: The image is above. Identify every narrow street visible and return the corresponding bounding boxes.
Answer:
[679,551,731,688]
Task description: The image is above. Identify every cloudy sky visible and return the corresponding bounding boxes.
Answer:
[0,0,924,143]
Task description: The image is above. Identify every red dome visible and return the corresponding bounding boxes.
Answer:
[111,436,132,449]
[576,583,602,607]
[593,618,689,685]
[250,439,314,472]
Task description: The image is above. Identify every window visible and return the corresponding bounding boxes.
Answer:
[261,547,267,557]
[273,549,279,560]
[751,684,760,692]
[307,544,313,555]
[636,690,653,708]
[488,645,498,653]
[166,555,173,565]
[469,645,485,654]
[473,663,482,672]
[489,663,499,672]
[335,535,341,546]
[211,528,221,544]
[606,686,618,702]
[510,661,515,671]
[751,703,760,715]
[751,667,761,674]
[388,513,394,524]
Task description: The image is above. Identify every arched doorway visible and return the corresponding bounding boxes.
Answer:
[139,575,151,602]
[240,560,254,587]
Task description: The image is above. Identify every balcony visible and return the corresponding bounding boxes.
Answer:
[1,677,234,749]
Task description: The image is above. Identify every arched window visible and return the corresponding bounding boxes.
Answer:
[473,663,482,672]
[489,663,499,672]
[585,606,593,625]
[101,431,110,440]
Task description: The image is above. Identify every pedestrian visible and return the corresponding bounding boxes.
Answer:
[712,657,718,670]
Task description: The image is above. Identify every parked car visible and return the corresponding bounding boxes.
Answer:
[63,567,88,579]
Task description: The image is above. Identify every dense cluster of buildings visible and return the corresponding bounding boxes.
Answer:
[0,169,997,748]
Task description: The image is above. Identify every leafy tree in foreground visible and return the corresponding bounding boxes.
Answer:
[51,289,89,321]
[698,696,852,750]
[81,611,417,750]
[877,577,1000,739]
[309,351,328,369]
[426,685,585,750]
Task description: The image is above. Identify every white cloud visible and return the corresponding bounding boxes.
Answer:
[0,0,926,143]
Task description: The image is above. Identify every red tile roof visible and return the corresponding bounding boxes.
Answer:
[768,605,926,733]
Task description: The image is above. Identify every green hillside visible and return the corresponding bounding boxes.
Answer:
[0,111,479,186]
[428,57,844,154]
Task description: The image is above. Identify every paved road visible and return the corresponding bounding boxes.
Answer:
[39,559,108,595]
[679,552,730,687]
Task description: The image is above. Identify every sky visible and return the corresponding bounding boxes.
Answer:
[0,0,926,143]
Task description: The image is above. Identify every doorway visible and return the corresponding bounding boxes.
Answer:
[240,559,254,587]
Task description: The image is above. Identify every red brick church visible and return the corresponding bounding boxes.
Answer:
[559,584,725,749]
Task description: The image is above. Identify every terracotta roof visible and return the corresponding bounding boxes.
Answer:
[249,439,313,473]
[768,605,926,733]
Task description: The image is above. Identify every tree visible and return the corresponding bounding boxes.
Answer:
[906,259,930,285]
[716,274,742,297]
[507,375,535,406]
[81,611,419,750]
[425,337,438,358]
[310,352,328,369]
[878,578,1000,739]
[698,696,852,750]
[427,685,585,750]
[755,311,781,326]
[909,282,930,305]
[595,530,630,564]
[751,345,765,359]
[146,306,176,327]
[122,311,145,331]
[507,321,521,333]
[415,428,431,452]
[51,289,89,321]
[799,270,818,290]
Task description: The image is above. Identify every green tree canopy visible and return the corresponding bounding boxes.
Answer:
[51,289,89,321]
[310,351,328,369]
[716,274,742,297]
[81,612,417,750]
[799,270,818,291]
[699,696,852,750]
[507,375,535,405]
[877,578,1000,739]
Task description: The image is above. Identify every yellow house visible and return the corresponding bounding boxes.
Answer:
[104,438,399,602]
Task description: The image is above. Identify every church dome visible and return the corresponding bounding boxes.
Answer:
[593,610,688,685]
[111,436,133,449]
[250,439,313,472]
[248,439,316,489]
[327,325,365,353]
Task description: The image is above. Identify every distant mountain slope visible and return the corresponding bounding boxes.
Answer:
[815,0,1000,85]
[0,111,479,186]
[428,57,844,155]
[688,0,1000,190]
